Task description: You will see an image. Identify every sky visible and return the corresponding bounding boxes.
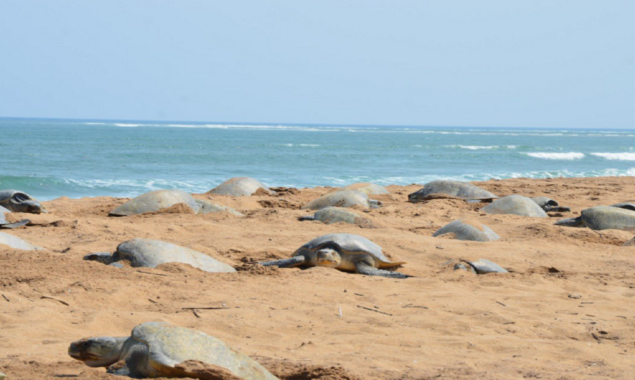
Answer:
[0,1,633,128]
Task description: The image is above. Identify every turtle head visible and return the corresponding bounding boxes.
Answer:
[3,191,45,214]
[315,248,342,268]
[68,336,128,367]
[407,190,424,203]
[83,252,114,265]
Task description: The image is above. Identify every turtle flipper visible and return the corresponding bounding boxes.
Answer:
[0,219,29,229]
[555,216,584,227]
[259,256,306,268]
[298,215,315,221]
[355,263,411,279]
[544,206,571,213]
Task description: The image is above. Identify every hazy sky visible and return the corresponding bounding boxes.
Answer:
[1,1,633,128]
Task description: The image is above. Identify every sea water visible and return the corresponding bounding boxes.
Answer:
[1,118,634,200]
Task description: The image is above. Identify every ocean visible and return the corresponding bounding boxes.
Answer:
[1,117,634,201]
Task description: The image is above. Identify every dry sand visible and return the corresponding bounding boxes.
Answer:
[1,177,635,379]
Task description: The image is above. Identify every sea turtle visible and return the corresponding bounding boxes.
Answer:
[433,219,500,242]
[454,259,508,274]
[208,177,275,197]
[482,195,547,217]
[110,190,200,216]
[555,206,635,231]
[0,206,29,229]
[259,233,409,278]
[0,190,45,214]
[68,321,279,379]
[84,238,236,273]
[530,197,571,212]
[338,183,389,195]
[408,180,498,203]
[0,231,42,250]
[299,207,374,227]
[195,199,244,217]
[302,190,380,210]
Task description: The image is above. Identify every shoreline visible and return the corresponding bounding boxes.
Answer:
[1,176,634,379]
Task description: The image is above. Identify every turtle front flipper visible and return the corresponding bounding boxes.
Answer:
[355,262,411,279]
[0,219,29,229]
[554,216,585,227]
[259,256,306,268]
[544,206,571,213]
[298,215,315,221]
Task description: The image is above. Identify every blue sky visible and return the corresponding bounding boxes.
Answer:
[0,1,633,128]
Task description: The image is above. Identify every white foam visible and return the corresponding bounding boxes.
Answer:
[450,145,518,150]
[526,152,585,160]
[591,153,635,161]
[114,123,144,127]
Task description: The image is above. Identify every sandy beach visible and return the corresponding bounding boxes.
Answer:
[1,177,635,379]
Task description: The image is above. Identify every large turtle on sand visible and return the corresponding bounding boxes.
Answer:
[555,205,635,231]
[299,207,374,227]
[260,233,409,278]
[84,238,236,273]
[302,190,380,210]
[482,195,547,217]
[195,199,244,217]
[0,190,45,214]
[110,190,200,216]
[0,206,29,229]
[530,197,571,212]
[68,321,279,379]
[338,183,389,195]
[433,219,499,242]
[0,231,42,250]
[408,180,498,203]
[208,177,275,197]
[454,259,508,274]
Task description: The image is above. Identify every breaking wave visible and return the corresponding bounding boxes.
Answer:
[591,153,635,161]
[525,152,585,160]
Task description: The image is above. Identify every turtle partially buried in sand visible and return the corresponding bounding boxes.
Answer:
[302,190,380,210]
[0,231,42,250]
[84,238,236,273]
[433,219,500,242]
[482,195,547,217]
[0,189,45,214]
[260,233,409,278]
[555,205,635,231]
[109,189,242,217]
[208,177,275,196]
[299,207,374,227]
[68,321,279,379]
[408,180,498,203]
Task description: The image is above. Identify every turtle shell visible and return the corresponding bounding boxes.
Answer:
[131,322,278,379]
[482,195,547,217]
[433,219,500,242]
[339,183,389,195]
[0,231,42,250]
[109,190,199,216]
[294,233,397,266]
[408,180,498,202]
[208,177,274,196]
[302,190,370,210]
[581,206,635,231]
[114,239,236,273]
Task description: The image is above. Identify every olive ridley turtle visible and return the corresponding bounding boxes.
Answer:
[433,219,500,242]
[302,190,380,210]
[260,233,409,278]
[482,195,547,217]
[208,177,275,196]
[299,207,374,227]
[110,190,200,216]
[84,238,236,273]
[0,190,45,214]
[68,321,278,379]
[454,259,508,274]
[555,205,635,231]
[339,183,389,195]
[408,180,498,203]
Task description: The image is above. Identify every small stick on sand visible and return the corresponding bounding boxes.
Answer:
[41,295,70,306]
[181,306,231,310]
[2,294,9,302]
[137,271,169,277]
[357,305,392,316]
[496,301,507,307]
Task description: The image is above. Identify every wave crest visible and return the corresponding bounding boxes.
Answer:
[591,153,635,161]
[526,152,585,160]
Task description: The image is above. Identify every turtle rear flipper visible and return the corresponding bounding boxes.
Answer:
[0,219,29,229]
[355,262,411,279]
[259,256,305,268]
